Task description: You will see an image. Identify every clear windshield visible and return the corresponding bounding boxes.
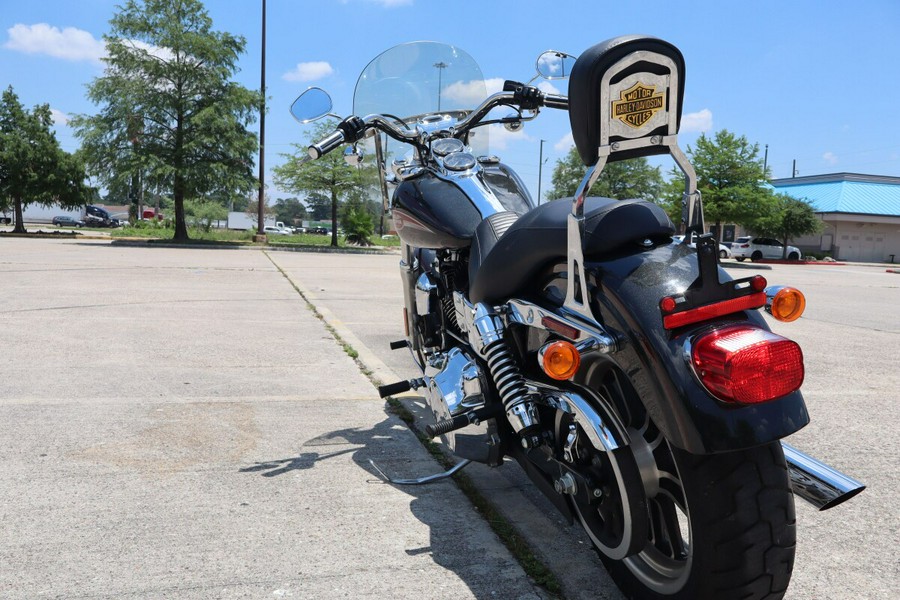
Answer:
[353,41,487,121]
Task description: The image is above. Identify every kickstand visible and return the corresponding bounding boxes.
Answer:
[369,458,472,485]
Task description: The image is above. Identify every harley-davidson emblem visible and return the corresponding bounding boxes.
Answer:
[612,83,665,129]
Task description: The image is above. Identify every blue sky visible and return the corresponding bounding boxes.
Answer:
[2,0,899,203]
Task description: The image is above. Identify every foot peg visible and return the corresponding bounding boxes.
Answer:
[378,377,425,398]
[389,339,409,350]
[425,404,502,438]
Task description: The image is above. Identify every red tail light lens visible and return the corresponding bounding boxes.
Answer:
[691,325,804,404]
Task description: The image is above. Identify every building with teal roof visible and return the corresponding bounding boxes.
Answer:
[770,173,900,263]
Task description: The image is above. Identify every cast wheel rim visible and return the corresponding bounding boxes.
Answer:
[623,414,692,593]
[568,438,640,560]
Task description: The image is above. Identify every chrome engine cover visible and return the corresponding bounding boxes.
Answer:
[424,347,501,465]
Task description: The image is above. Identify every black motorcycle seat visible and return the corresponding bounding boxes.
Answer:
[468,197,674,304]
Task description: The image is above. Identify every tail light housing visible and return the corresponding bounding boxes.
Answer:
[690,324,804,404]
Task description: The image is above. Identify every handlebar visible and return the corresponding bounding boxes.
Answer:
[306,87,569,159]
[307,130,345,159]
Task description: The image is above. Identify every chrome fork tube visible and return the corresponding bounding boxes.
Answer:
[400,243,420,355]
[782,442,865,511]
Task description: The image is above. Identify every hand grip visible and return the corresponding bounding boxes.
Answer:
[307,129,345,159]
[542,94,569,110]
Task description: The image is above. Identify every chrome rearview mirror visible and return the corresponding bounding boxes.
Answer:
[536,50,577,80]
[290,87,334,124]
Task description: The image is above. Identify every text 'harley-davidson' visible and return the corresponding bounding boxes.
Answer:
[290,37,864,600]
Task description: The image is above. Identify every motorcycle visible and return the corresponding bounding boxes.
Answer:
[290,36,864,600]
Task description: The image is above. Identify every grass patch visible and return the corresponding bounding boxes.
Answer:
[111,226,401,248]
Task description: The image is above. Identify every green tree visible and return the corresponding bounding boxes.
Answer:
[546,147,663,202]
[751,194,822,258]
[0,86,89,233]
[72,0,260,241]
[274,121,377,247]
[685,130,774,240]
[273,197,306,225]
[304,194,331,221]
[341,199,374,246]
[184,198,228,232]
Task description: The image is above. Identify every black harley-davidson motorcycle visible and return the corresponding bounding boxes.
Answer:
[290,36,864,600]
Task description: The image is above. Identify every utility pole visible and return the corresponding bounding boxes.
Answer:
[256,0,267,242]
[792,159,799,178]
[763,144,768,176]
[537,139,545,205]
[433,61,447,112]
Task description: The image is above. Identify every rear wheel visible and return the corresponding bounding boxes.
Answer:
[788,252,799,260]
[567,372,796,599]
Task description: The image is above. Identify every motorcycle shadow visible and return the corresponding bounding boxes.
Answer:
[239,406,542,597]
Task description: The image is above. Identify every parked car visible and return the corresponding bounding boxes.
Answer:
[84,205,121,228]
[672,234,731,259]
[52,215,84,227]
[263,225,290,236]
[731,236,802,261]
[310,227,331,235]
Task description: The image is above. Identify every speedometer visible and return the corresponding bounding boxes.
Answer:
[432,138,465,157]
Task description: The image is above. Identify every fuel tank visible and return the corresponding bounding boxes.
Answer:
[391,163,533,249]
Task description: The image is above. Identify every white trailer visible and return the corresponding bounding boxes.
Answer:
[227,211,274,230]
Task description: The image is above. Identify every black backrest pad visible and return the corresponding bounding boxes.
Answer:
[468,197,674,304]
[569,35,685,166]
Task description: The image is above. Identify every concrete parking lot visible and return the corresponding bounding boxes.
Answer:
[0,238,544,599]
[1,238,897,599]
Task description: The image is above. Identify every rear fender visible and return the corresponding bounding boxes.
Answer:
[571,243,809,454]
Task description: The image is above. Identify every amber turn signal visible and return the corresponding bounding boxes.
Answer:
[765,286,806,322]
[539,340,581,380]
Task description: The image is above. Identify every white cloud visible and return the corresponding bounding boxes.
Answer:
[283,61,334,82]
[50,108,69,126]
[442,77,505,106]
[823,151,838,165]
[537,81,562,96]
[4,23,105,63]
[554,132,574,152]
[680,108,713,133]
[487,123,531,151]
[371,0,413,6]
[121,39,175,62]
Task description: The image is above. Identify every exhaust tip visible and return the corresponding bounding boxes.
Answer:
[782,442,866,511]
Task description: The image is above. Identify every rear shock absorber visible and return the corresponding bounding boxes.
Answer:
[470,303,542,448]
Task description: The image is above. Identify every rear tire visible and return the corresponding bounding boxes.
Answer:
[788,252,799,260]
[751,251,763,261]
[602,441,796,599]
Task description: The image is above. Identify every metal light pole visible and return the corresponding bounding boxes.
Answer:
[537,139,545,205]
[256,0,267,241]
[433,61,447,112]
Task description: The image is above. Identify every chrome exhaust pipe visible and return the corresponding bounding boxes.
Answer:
[782,442,865,511]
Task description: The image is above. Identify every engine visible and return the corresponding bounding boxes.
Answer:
[423,347,502,466]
